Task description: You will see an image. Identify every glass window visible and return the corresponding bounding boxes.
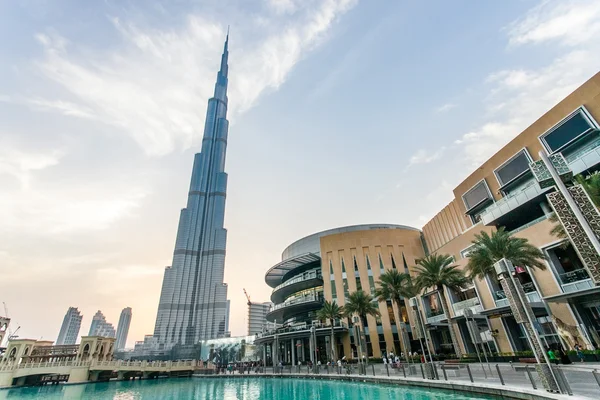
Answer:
[331,281,337,300]
[390,253,397,269]
[378,254,385,270]
[541,109,597,153]
[341,258,346,273]
[462,180,492,212]
[368,276,375,294]
[353,256,359,272]
[343,279,349,298]
[329,260,334,275]
[365,255,372,270]
[355,277,362,291]
[495,150,531,187]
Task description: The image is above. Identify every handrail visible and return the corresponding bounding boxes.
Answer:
[272,270,322,292]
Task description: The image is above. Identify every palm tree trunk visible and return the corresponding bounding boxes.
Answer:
[438,287,463,358]
[499,276,559,392]
[329,318,336,361]
[391,299,411,362]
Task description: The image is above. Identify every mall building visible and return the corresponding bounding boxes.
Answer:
[419,72,600,355]
[257,72,600,364]
[255,224,427,362]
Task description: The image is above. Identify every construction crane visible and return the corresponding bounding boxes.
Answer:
[243,288,252,306]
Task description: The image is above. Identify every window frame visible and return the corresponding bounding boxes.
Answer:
[538,106,600,154]
[461,178,494,214]
[493,148,534,190]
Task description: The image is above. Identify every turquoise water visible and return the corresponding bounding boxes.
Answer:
[0,378,496,399]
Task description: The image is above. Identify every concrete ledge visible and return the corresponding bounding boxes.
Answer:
[192,373,591,400]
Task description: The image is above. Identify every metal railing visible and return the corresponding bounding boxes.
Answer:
[559,269,591,284]
[270,293,324,311]
[235,362,600,399]
[272,270,322,292]
[256,320,349,339]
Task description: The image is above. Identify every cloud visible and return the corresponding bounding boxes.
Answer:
[435,103,457,113]
[0,140,63,188]
[0,172,147,235]
[408,146,446,166]
[454,0,600,167]
[507,0,600,46]
[26,97,96,119]
[30,1,357,156]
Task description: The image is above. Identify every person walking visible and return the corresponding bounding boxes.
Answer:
[574,343,585,363]
[547,347,559,365]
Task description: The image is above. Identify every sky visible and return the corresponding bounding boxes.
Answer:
[1,0,600,348]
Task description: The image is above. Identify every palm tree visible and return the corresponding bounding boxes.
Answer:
[374,270,414,359]
[576,171,600,207]
[465,228,557,391]
[343,290,380,361]
[414,254,469,358]
[316,301,344,361]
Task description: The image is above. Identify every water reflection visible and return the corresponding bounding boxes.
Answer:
[0,378,497,400]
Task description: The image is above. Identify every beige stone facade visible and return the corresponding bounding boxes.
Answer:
[320,226,425,358]
[420,72,600,354]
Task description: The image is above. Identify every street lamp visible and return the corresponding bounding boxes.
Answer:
[410,297,436,379]
[494,258,561,393]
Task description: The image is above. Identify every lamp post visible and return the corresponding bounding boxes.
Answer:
[410,297,436,379]
[494,259,561,393]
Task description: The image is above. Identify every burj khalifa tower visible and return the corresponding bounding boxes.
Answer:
[153,34,231,350]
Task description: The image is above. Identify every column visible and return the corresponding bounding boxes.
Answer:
[291,340,296,366]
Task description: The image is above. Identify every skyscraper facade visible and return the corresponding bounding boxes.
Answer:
[247,302,273,335]
[56,307,83,345]
[115,307,132,350]
[152,35,231,351]
[89,310,116,338]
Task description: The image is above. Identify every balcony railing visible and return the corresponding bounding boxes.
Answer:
[272,270,322,292]
[495,285,541,307]
[452,297,484,317]
[271,293,323,312]
[255,320,348,339]
[480,181,551,225]
[559,268,590,284]
[567,138,600,174]
[425,309,447,324]
[559,268,594,293]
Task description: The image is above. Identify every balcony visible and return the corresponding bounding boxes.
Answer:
[452,297,484,317]
[480,182,552,226]
[566,139,600,175]
[426,309,447,324]
[270,270,323,303]
[494,283,541,307]
[559,269,594,293]
[266,293,324,323]
[254,320,349,343]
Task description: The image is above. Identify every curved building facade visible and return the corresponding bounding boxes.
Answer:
[257,224,425,364]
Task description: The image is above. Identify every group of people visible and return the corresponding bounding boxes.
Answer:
[217,361,263,374]
[547,343,586,364]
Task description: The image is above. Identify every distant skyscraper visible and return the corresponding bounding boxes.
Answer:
[152,34,232,350]
[247,302,273,335]
[56,307,83,345]
[115,307,132,350]
[89,310,116,338]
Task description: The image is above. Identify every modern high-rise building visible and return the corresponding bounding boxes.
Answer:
[152,34,231,351]
[247,302,273,335]
[115,307,132,350]
[56,307,83,345]
[89,310,116,338]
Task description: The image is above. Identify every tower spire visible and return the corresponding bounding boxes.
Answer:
[219,29,229,79]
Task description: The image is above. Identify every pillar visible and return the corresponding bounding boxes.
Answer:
[291,340,296,366]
